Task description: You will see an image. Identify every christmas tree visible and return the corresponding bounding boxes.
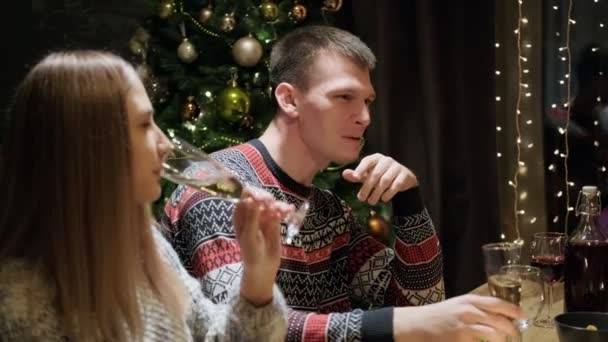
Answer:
[130,0,392,243]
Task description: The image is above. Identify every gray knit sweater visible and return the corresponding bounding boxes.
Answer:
[0,229,288,341]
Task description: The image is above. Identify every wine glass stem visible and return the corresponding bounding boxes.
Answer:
[546,281,553,319]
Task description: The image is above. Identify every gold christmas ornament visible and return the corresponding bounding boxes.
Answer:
[158,0,175,19]
[290,3,307,22]
[181,96,201,121]
[218,79,250,123]
[219,14,236,32]
[367,212,390,241]
[232,35,263,67]
[260,1,279,21]
[177,38,198,63]
[322,0,343,12]
[199,5,213,23]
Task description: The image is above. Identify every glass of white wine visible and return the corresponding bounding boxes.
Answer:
[161,134,309,244]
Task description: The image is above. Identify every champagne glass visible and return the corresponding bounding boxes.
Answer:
[530,232,567,328]
[496,265,544,332]
[161,134,309,244]
[482,242,523,280]
[482,242,524,340]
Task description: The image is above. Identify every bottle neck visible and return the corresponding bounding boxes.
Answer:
[573,210,605,241]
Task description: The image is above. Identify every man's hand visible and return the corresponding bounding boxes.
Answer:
[342,153,418,205]
[393,294,525,342]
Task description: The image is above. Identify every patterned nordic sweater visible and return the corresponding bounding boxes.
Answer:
[162,139,445,341]
[0,228,288,341]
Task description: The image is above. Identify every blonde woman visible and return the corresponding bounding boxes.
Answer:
[0,50,289,341]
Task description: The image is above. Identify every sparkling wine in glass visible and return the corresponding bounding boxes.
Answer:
[161,134,309,244]
[530,232,566,328]
[498,265,544,332]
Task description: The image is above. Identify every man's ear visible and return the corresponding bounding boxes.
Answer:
[274,82,298,118]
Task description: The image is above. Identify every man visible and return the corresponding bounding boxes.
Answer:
[163,25,522,341]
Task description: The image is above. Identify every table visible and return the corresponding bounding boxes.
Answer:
[470,282,563,341]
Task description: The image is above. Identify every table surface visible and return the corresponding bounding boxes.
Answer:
[470,282,562,342]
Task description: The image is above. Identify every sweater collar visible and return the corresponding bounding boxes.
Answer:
[248,139,312,198]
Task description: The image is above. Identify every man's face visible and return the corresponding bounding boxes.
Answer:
[293,51,375,166]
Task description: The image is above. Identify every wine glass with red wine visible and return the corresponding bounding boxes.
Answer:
[530,232,567,328]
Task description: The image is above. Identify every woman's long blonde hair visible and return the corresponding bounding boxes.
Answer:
[0,51,186,340]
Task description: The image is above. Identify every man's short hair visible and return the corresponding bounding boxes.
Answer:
[269,25,376,89]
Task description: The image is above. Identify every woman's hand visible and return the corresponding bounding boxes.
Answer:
[233,187,294,306]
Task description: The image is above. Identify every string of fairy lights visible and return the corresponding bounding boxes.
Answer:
[495,0,530,244]
[510,0,524,244]
[562,0,574,233]
[496,0,580,242]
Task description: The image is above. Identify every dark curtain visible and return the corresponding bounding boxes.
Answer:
[338,0,500,296]
[0,3,32,137]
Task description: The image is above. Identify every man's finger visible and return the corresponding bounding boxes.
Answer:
[357,157,392,202]
[467,295,525,320]
[367,164,401,205]
[466,324,507,342]
[351,154,381,179]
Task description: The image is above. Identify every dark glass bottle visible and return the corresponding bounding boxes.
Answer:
[564,185,608,312]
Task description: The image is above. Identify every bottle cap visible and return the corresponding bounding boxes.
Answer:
[582,185,599,195]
